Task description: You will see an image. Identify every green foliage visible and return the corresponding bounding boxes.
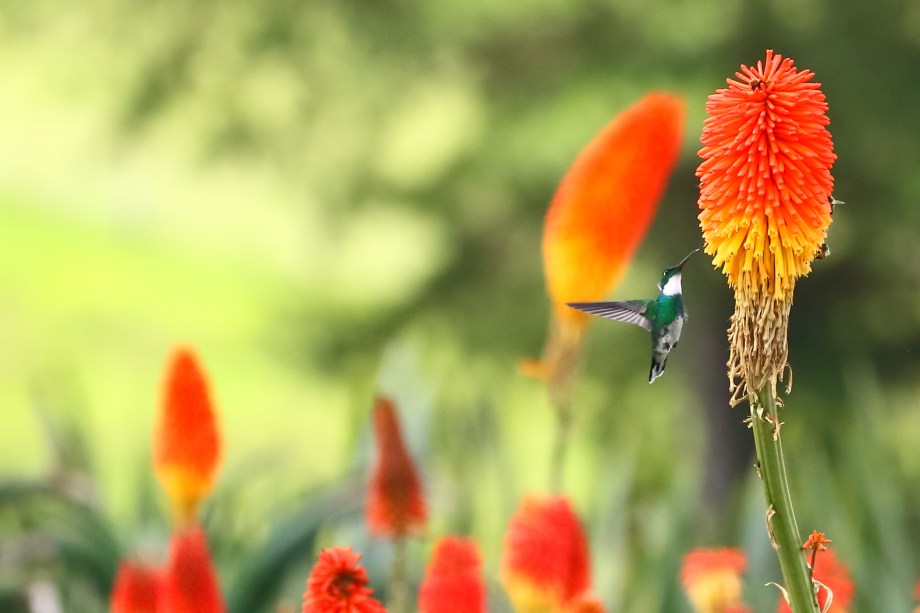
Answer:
[1,0,919,611]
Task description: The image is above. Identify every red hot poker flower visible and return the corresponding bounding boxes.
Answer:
[418,537,487,613]
[680,548,748,613]
[110,559,163,613]
[366,397,427,538]
[697,50,836,401]
[302,548,386,613]
[153,346,221,524]
[500,495,592,609]
[161,524,225,613]
[776,547,853,613]
[527,93,684,400]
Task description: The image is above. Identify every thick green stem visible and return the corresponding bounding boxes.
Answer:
[749,384,818,612]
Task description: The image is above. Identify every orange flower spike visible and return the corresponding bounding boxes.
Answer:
[418,537,487,613]
[544,92,685,321]
[302,547,386,613]
[533,92,685,397]
[161,525,225,613]
[680,548,748,613]
[110,559,163,613]
[500,495,592,610]
[697,50,836,400]
[776,547,853,613]
[153,346,221,524]
[366,397,427,538]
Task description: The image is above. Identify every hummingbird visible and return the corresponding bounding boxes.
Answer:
[567,249,699,383]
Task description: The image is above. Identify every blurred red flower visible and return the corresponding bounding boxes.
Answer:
[366,397,427,538]
[500,495,592,610]
[302,547,386,613]
[418,537,487,613]
[776,547,852,612]
[110,559,163,613]
[680,548,748,613]
[153,346,221,524]
[161,524,225,613]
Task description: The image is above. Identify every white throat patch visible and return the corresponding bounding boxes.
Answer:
[662,273,682,296]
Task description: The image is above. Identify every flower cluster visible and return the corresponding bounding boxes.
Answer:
[697,50,836,401]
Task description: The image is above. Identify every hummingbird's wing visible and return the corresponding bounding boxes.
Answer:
[566,300,653,332]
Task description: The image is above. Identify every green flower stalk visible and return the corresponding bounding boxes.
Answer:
[697,50,837,612]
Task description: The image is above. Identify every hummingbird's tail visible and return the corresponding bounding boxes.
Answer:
[649,354,668,383]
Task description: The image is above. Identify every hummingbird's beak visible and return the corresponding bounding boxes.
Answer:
[676,248,700,269]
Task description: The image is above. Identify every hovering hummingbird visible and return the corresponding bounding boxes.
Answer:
[567,249,699,383]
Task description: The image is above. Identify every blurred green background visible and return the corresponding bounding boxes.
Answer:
[2,0,919,611]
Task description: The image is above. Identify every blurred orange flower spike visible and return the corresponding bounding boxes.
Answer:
[366,397,428,538]
[680,548,748,613]
[501,495,593,610]
[153,346,222,524]
[302,547,386,613]
[419,537,487,613]
[162,525,225,613]
[543,92,685,325]
[110,559,163,613]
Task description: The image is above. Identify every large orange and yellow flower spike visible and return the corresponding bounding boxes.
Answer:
[697,50,836,402]
[153,346,222,524]
[526,92,685,405]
